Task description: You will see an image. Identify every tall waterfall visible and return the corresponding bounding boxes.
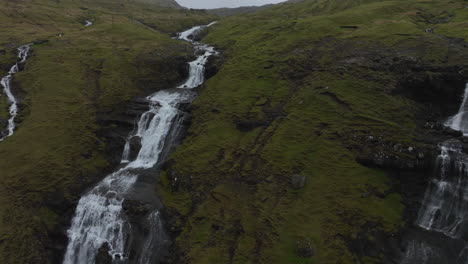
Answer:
[0,44,32,141]
[402,84,468,264]
[63,23,217,264]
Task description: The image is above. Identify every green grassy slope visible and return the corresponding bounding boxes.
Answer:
[159,1,468,263]
[0,0,215,263]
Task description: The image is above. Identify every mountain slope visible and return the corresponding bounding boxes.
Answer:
[136,0,181,8]
[158,0,468,263]
[0,0,214,263]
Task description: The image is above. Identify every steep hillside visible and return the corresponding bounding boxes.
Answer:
[158,0,468,263]
[0,0,214,263]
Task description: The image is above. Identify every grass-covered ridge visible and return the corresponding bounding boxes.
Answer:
[0,0,215,263]
[159,0,468,263]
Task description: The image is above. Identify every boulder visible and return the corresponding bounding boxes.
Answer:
[127,136,142,161]
[444,126,463,137]
[291,174,306,189]
[95,243,112,264]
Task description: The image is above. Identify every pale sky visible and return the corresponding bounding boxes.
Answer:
[176,0,287,9]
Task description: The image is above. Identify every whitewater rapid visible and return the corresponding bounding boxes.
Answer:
[0,44,32,142]
[63,23,217,264]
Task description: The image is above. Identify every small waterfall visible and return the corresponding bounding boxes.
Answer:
[446,83,468,135]
[401,84,468,263]
[63,23,217,264]
[136,211,168,264]
[0,44,32,141]
[417,143,468,239]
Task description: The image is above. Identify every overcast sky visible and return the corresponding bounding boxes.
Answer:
[176,0,286,9]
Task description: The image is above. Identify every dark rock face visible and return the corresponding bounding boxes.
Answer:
[396,69,467,115]
[127,136,142,161]
[346,222,400,264]
[96,98,149,165]
[291,174,306,189]
[95,243,113,264]
[135,55,191,95]
[352,132,437,171]
[0,50,5,55]
[122,199,152,217]
[204,53,224,80]
[443,126,463,137]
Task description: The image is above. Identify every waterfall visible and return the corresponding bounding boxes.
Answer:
[0,44,32,142]
[446,83,468,135]
[63,23,217,264]
[417,143,468,238]
[401,83,468,263]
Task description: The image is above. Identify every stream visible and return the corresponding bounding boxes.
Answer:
[62,23,217,264]
[0,44,32,141]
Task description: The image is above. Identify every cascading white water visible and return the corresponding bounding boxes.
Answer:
[85,20,93,27]
[178,44,216,89]
[417,142,468,238]
[446,83,468,135]
[402,83,468,264]
[63,23,217,264]
[136,211,167,264]
[177,22,217,89]
[0,44,32,141]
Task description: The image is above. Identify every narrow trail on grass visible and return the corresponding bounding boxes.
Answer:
[0,44,32,142]
[62,22,217,264]
[402,83,468,264]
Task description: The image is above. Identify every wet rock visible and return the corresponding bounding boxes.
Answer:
[0,50,5,55]
[95,243,112,264]
[443,126,463,137]
[122,200,152,217]
[296,237,313,257]
[127,136,142,161]
[462,143,468,155]
[291,174,306,189]
[205,53,224,80]
[424,121,443,130]
[356,150,434,171]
